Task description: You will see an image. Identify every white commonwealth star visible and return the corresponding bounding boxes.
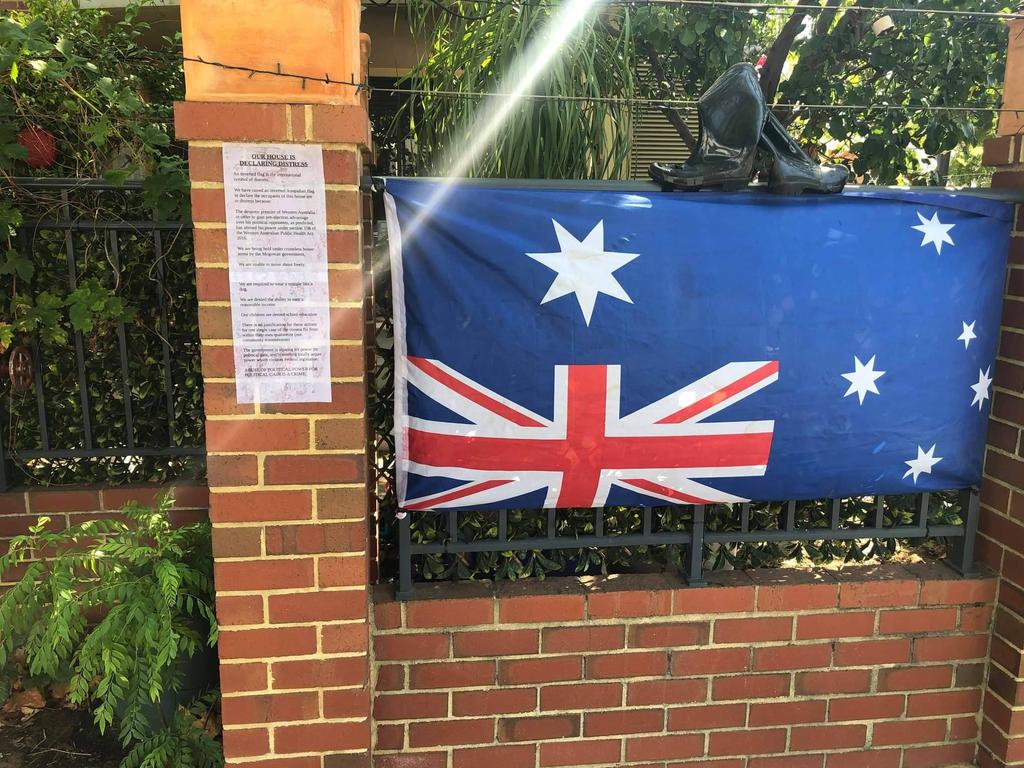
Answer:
[842,355,885,405]
[526,219,639,325]
[912,211,955,254]
[958,321,977,349]
[971,366,992,411]
[903,444,942,483]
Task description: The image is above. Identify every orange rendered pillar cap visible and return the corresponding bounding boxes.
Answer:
[180,0,362,105]
[999,18,1024,136]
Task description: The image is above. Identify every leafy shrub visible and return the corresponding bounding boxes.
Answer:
[0,1,202,487]
[0,495,221,768]
[1,0,188,345]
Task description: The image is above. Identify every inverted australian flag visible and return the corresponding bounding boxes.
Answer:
[383,179,1012,512]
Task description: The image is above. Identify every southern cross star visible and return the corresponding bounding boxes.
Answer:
[971,366,992,411]
[912,211,955,255]
[903,444,942,483]
[958,321,977,349]
[842,355,885,405]
[527,219,639,326]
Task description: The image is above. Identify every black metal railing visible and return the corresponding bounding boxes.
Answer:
[1,178,205,490]
[394,491,979,599]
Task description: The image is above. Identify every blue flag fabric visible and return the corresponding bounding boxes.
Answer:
[383,179,1012,512]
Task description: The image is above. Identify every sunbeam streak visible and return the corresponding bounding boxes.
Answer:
[398,0,603,243]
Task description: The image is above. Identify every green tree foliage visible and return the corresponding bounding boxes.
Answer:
[0,495,221,768]
[0,0,189,353]
[773,1,1007,183]
[403,0,1009,184]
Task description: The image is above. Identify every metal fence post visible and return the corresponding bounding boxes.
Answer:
[947,488,980,577]
[685,505,707,587]
[396,512,414,600]
[0,404,9,493]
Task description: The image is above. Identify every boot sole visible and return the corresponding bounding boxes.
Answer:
[767,180,847,195]
[669,177,751,192]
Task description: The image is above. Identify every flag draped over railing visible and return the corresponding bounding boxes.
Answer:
[383,179,1011,512]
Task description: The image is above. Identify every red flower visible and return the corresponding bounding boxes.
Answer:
[17,126,57,168]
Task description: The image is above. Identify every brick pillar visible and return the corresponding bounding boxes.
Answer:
[977,19,1024,767]
[174,3,372,766]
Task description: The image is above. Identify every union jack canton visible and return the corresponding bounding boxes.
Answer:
[400,357,779,511]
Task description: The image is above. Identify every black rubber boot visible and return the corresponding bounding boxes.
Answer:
[650,63,767,191]
[759,112,849,195]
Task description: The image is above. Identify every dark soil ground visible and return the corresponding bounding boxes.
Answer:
[0,708,122,768]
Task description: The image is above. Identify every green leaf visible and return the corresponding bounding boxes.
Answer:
[104,168,133,185]
[65,278,131,333]
[0,249,33,280]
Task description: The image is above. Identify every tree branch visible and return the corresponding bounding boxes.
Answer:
[813,0,844,37]
[759,9,811,102]
[775,0,878,124]
[642,43,697,151]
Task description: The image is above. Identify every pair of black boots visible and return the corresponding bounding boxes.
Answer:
[650,63,849,194]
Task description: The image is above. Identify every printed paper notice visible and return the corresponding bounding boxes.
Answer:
[223,143,331,403]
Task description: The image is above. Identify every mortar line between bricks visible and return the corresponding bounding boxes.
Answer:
[980,711,1015,741]
[223,583,368,600]
[375,675,961,695]
[213,524,366,534]
[222,655,367,670]
[229,747,368,761]
[375,677,982,700]
[224,715,368,731]
[993,384,1024,396]
[373,611,993,632]
[991,624,1024,651]
[980,474,1015,490]
[985,656,1024,685]
[222,621,368,634]
[987,413,1024,429]
[218,517,367,529]
[216,589,368,602]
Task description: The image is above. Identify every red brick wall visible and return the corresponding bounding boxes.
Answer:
[371,564,995,768]
[0,482,209,586]
[977,134,1024,767]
